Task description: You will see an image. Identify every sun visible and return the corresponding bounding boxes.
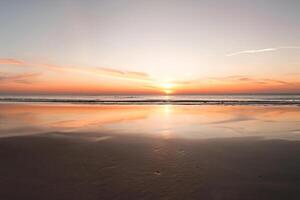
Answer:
[160,82,175,94]
[164,89,173,94]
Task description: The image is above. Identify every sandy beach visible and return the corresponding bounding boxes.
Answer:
[1,133,300,199]
[1,103,300,199]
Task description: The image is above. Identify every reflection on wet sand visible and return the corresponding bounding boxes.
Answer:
[2,103,300,199]
[1,103,300,140]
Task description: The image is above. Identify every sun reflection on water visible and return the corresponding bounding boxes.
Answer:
[1,104,300,140]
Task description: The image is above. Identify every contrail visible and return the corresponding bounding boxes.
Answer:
[226,46,300,57]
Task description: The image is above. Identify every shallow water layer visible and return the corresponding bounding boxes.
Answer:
[1,103,300,140]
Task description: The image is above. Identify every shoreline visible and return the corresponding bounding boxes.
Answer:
[1,98,300,106]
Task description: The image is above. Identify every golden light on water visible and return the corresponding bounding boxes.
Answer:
[2,104,300,140]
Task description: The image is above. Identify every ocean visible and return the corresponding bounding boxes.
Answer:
[0,94,300,105]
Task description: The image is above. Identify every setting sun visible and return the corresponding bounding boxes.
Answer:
[164,89,173,94]
[160,82,175,94]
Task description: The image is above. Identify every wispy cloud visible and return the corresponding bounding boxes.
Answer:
[208,75,292,86]
[87,67,151,81]
[0,72,41,84]
[226,46,300,57]
[0,58,25,65]
[0,58,151,82]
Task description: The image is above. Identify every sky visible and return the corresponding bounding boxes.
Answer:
[0,0,300,95]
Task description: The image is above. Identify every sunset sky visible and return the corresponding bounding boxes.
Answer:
[1,0,300,95]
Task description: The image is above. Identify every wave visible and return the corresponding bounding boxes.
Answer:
[0,96,300,105]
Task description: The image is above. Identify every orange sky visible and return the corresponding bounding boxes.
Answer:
[1,58,300,95]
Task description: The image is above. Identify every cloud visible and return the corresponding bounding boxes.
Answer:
[263,79,290,85]
[226,46,300,57]
[88,67,151,81]
[0,58,66,72]
[209,75,256,82]
[0,72,41,84]
[209,75,291,85]
[0,58,26,65]
[0,58,151,82]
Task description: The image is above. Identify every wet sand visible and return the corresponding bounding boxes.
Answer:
[1,133,300,200]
